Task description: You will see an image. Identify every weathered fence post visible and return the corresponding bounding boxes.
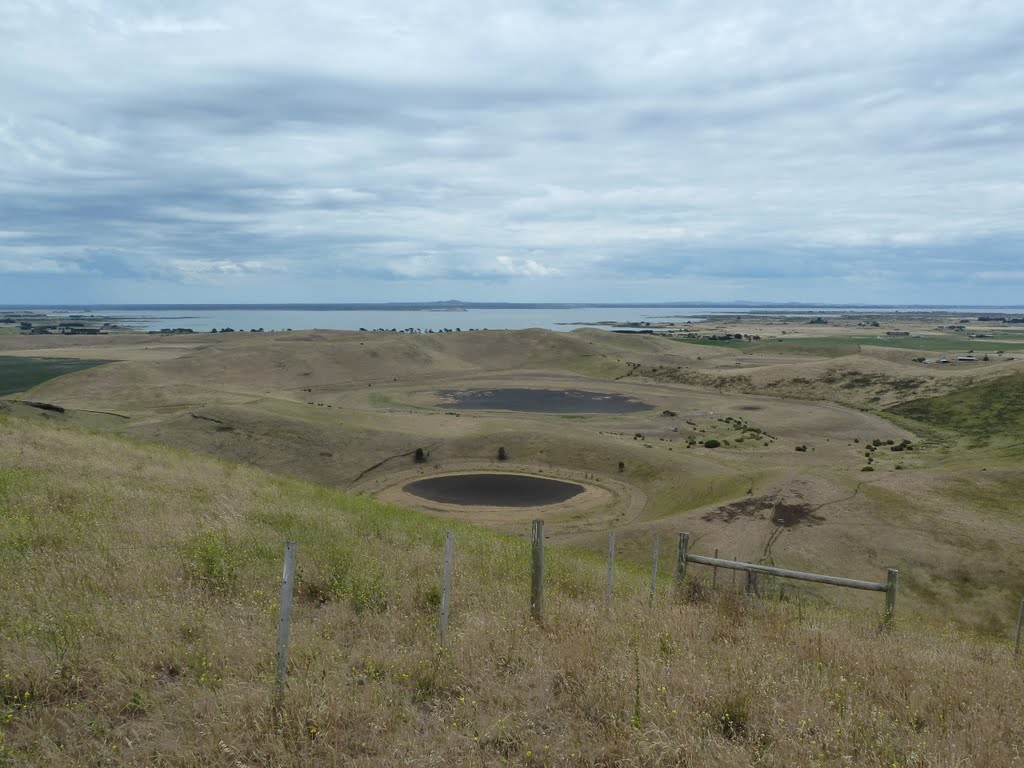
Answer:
[1014,600,1023,656]
[883,568,898,627]
[649,535,660,607]
[712,548,719,588]
[675,532,689,593]
[439,531,454,646]
[274,541,297,710]
[531,520,544,622]
[604,531,615,611]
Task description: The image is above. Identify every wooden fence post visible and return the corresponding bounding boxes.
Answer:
[531,520,544,622]
[883,568,898,628]
[712,548,719,588]
[1014,600,1023,656]
[274,541,297,709]
[649,535,660,607]
[605,531,615,611]
[439,531,454,647]
[675,532,689,593]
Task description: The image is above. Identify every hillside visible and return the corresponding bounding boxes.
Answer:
[4,328,1024,639]
[1,415,1022,766]
[887,373,1024,449]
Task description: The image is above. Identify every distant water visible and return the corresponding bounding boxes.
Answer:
[5,304,1022,334]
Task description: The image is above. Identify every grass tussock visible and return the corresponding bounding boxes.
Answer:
[1,415,1023,766]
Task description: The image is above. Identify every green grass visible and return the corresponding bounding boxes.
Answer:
[671,335,1024,356]
[886,373,1024,447]
[0,356,109,396]
[671,337,860,357]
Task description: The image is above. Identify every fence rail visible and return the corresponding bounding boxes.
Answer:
[684,553,889,592]
[675,532,898,626]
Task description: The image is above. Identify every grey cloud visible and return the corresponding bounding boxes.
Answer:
[1,0,1023,303]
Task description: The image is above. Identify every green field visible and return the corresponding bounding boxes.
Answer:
[674,335,1023,355]
[886,372,1024,447]
[0,356,109,396]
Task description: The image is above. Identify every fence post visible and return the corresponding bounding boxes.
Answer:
[274,541,297,710]
[531,520,544,622]
[883,568,898,628]
[605,531,615,611]
[1015,600,1023,656]
[439,531,454,647]
[649,535,660,607]
[712,548,719,588]
[675,532,689,593]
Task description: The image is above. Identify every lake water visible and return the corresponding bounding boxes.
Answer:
[7,304,1023,334]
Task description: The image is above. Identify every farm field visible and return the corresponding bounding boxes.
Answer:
[0,356,109,397]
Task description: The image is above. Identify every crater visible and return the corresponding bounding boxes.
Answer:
[437,388,651,414]
[403,473,585,507]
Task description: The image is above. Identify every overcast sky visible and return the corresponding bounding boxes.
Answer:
[2,0,1023,305]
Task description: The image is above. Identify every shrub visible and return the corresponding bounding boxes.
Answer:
[414,447,426,463]
[703,439,721,449]
[497,446,508,461]
[861,465,875,472]
[180,533,245,595]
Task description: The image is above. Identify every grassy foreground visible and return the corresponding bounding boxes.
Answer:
[1,416,1022,766]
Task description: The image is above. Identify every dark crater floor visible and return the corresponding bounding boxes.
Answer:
[437,388,652,414]
[404,473,585,507]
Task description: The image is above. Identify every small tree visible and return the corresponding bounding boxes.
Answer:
[414,448,426,464]
[618,461,625,472]
[497,446,508,461]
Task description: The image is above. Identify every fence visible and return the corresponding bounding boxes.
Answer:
[674,532,899,627]
[17,522,1024,712]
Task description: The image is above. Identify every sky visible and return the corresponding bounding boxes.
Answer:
[2,0,1023,306]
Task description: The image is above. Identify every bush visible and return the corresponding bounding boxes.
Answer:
[861,465,875,472]
[703,439,721,449]
[497,446,508,461]
[414,447,426,463]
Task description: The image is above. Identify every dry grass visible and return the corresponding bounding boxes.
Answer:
[2,416,1024,766]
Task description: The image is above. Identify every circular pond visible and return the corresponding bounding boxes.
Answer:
[403,473,585,507]
[437,388,651,414]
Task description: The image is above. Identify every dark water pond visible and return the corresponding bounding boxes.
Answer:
[437,388,651,414]
[404,473,585,507]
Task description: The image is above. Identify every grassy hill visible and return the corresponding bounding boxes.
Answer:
[1,415,1023,766]
[886,373,1024,448]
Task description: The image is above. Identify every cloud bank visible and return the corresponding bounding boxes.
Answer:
[2,0,1023,303]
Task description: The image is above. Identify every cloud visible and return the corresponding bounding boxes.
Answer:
[1,0,1023,303]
